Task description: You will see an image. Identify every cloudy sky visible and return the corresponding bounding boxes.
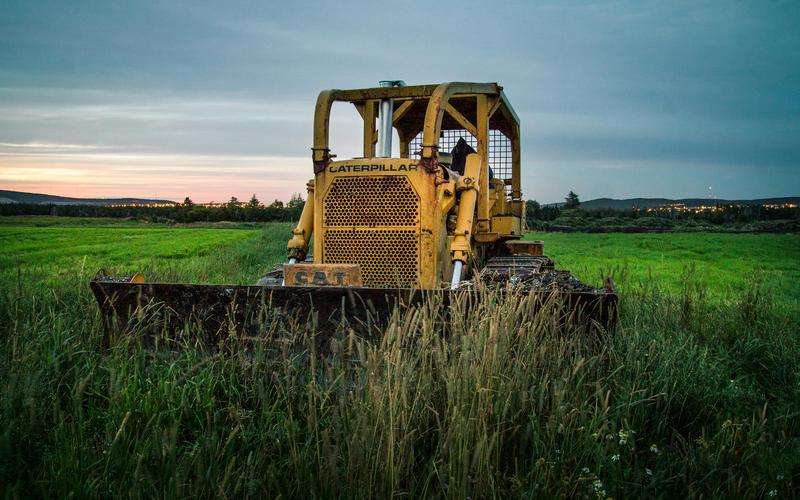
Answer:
[1,0,798,203]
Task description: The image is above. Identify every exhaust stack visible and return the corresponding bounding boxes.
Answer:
[377,80,405,157]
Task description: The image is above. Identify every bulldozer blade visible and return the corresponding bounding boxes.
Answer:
[90,278,618,349]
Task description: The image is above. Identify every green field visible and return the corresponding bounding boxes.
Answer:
[1,218,291,284]
[1,217,799,497]
[525,232,800,311]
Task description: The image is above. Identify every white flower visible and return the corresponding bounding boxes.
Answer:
[767,489,777,497]
[645,468,653,476]
[611,454,620,462]
[582,467,590,474]
[777,474,784,480]
[649,444,659,454]
[592,479,604,492]
[618,429,630,445]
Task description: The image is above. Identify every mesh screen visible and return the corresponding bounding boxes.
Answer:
[323,176,419,227]
[408,129,512,195]
[322,175,420,287]
[323,229,419,287]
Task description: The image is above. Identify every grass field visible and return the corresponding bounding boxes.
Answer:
[525,232,800,312]
[1,217,799,497]
[1,218,291,284]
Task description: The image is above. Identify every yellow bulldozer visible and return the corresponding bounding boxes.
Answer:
[91,81,616,342]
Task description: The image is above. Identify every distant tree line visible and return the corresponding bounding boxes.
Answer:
[525,192,800,232]
[2,190,798,232]
[0,194,306,223]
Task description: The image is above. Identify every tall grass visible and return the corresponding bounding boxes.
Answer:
[1,262,798,497]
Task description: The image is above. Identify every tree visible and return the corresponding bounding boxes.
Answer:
[287,193,304,209]
[565,191,580,209]
[525,199,541,226]
[227,196,240,209]
[182,196,194,207]
[247,194,260,208]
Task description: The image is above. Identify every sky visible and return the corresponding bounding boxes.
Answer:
[0,0,798,204]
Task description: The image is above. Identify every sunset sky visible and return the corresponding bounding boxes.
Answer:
[1,0,798,203]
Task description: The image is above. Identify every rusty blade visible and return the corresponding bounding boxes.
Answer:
[89,279,618,348]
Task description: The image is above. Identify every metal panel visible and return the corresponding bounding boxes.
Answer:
[323,229,419,287]
[323,176,419,227]
[322,172,422,288]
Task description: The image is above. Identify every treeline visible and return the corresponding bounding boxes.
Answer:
[2,191,798,233]
[525,199,800,232]
[0,195,305,223]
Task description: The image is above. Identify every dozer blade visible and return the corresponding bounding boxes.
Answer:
[90,279,414,347]
[90,274,617,349]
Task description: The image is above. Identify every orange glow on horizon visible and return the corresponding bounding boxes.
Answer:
[0,151,311,203]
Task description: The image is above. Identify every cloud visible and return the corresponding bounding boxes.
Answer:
[0,142,108,151]
[0,151,311,202]
[0,0,797,202]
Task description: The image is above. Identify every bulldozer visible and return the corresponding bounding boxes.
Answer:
[91,81,617,344]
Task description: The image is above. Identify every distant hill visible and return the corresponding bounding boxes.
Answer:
[0,190,176,206]
[555,197,799,210]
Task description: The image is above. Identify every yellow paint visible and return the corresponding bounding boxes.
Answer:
[291,82,526,289]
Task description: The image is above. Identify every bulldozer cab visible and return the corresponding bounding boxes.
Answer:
[312,81,523,217]
[289,82,526,289]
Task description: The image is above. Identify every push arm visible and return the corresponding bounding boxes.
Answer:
[287,180,315,262]
[450,153,480,287]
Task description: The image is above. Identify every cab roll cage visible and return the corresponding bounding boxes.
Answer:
[310,82,522,208]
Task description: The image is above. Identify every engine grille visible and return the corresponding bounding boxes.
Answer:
[324,176,419,227]
[322,175,420,288]
[323,229,419,287]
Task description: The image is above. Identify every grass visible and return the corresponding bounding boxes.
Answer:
[525,232,800,314]
[0,220,291,284]
[1,218,799,497]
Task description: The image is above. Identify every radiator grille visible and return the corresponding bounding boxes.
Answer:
[324,176,419,227]
[323,229,419,287]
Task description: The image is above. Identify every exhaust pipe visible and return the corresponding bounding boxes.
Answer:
[377,80,405,157]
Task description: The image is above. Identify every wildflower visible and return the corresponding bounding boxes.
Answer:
[611,454,620,462]
[767,490,777,497]
[618,429,630,445]
[649,444,659,454]
[592,479,606,497]
[777,474,784,480]
[645,468,653,476]
[582,467,590,474]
